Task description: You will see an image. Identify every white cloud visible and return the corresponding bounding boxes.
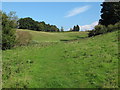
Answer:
[80,21,98,31]
[65,5,91,18]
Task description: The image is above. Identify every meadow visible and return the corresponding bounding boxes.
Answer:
[2,29,118,88]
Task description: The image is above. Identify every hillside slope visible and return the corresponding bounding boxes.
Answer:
[17,29,88,42]
[2,30,118,88]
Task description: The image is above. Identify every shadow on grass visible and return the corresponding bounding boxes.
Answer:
[60,40,70,41]
[60,36,88,42]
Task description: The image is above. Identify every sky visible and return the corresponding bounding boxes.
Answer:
[2,2,102,31]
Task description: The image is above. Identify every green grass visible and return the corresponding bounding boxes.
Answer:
[2,30,118,88]
[17,29,88,42]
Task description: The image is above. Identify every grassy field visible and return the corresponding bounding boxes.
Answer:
[2,29,118,88]
[17,29,88,42]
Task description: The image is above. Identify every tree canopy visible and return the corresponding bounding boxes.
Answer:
[99,2,120,26]
[89,1,120,37]
[70,25,80,32]
[18,17,59,32]
[2,11,17,50]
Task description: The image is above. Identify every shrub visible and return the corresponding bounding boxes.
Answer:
[88,25,107,37]
[16,31,32,46]
[88,22,120,37]
[94,25,107,35]
[2,12,16,50]
[107,24,114,32]
[107,22,120,32]
[114,22,120,30]
[88,30,95,37]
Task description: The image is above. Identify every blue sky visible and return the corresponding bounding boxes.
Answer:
[2,2,102,31]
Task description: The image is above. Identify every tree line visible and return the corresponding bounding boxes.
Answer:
[89,1,120,37]
[59,25,80,32]
[18,17,59,32]
[69,25,80,31]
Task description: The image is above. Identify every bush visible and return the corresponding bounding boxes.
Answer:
[114,22,120,30]
[88,22,120,37]
[94,25,107,35]
[16,31,32,46]
[107,22,120,32]
[2,29,16,50]
[88,30,95,37]
[2,12,17,50]
[107,24,114,32]
[88,25,107,37]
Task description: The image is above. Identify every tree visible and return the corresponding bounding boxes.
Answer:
[8,11,18,28]
[76,25,80,31]
[72,25,80,31]
[38,21,46,31]
[61,26,64,32]
[89,1,120,37]
[18,18,59,32]
[69,28,73,31]
[0,11,2,49]
[18,17,37,30]
[2,12,17,50]
[99,2,120,26]
[52,25,59,32]
[73,26,76,31]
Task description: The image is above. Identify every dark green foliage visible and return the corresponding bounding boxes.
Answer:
[76,25,80,31]
[99,2,120,26]
[71,25,80,31]
[18,17,39,30]
[107,24,115,32]
[114,21,120,30]
[46,25,59,32]
[88,30,96,37]
[94,25,107,35]
[0,11,2,49]
[89,1,120,37]
[107,22,120,32]
[73,26,76,31]
[2,11,17,50]
[88,22,120,37]
[18,17,59,32]
[37,21,45,31]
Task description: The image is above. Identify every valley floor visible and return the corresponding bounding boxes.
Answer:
[2,30,119,88]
